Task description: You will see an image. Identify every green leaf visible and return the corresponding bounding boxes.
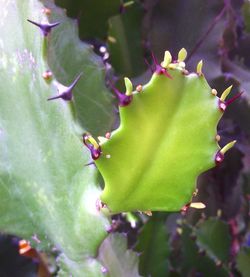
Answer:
[0,0,109,274]
[98,233,141,277]
[54,0,120,40]
[195,218,231,263]
[180,224,229,277]
[41,0,115,136]
[136,214,170,277]
[108,3,145,77]
[236,247,250,277]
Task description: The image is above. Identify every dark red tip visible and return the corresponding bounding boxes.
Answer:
[27,19,60,36]
[181,203,190,214]
[218,91,243,112]
[145,51,172,79]
[215,151,224,165]
[110,82,133,107]
[225,91,243,106]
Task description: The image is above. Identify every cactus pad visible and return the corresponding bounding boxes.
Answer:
[93,51,234,213]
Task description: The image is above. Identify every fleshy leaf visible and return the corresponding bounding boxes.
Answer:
[194,218,231,263]
[41,0,115,136]
[95,53,224,213]
[236,247,250,277]
[98,233,141,277]
[0,0,109,274]
[135,214,170,277]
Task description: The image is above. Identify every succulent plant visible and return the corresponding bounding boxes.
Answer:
[85,48,237,214]
[1,0,249,276]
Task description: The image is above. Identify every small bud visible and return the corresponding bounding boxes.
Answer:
[110,82,133,107]
[178,48,187,62]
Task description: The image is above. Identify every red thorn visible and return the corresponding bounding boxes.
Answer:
[181,203,190,214]
[215,151,224,165]
[225,91,243,106]
[109,81,132,107]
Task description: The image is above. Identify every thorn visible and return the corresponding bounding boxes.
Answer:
[27,19,60,36]
[215,140,236,165]
[124,77,133,96]
[42,70,52,80]
[119,1,134,13]
[83,133,102,160]
[220,140,236,154]
[211,89,217,96]
[219,91,243,111]
[84,161,95,167]
[150,51,172,78]
[190,202,206,209]
[48,73,82,101]
[178,48,187,62]
[136,84,143,92]
[161,50,172,68]
[196,60,203,75]
[220,85,233,101]
[109,81,133,107]
[225,91,243,106]
[144,57,154,73]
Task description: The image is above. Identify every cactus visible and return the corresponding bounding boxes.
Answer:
[88,49,236,214]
